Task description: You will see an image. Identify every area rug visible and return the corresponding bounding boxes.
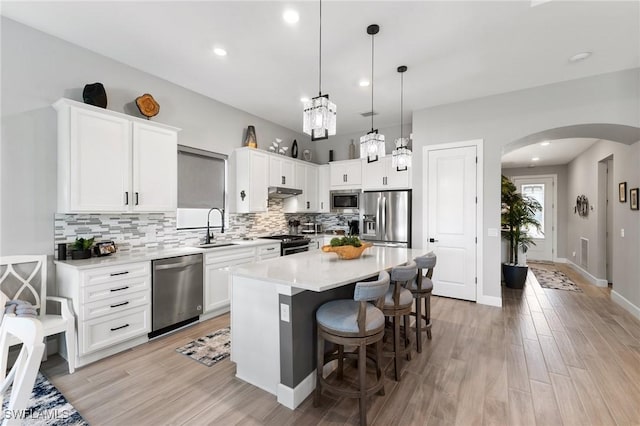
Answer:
[2,372,88,425]
[175,327,231,367]
[531,267,583,292]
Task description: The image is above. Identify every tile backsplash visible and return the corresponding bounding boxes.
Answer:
[54,199,361,257]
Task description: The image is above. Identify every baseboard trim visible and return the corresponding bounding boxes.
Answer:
[566,260,608,288]
[611,290,640,321]
[277,371,316,410]
[477,294,502,307]
[554,257,568,264]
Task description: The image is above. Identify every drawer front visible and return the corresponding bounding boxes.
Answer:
[258,252,280,260]
[257,244,280,256]
[81,305,150,355]
[81,262,150,287]
[83,290,150,320]
[205,247,255,264]
[82,275,150,305]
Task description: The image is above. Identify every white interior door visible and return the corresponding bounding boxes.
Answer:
[426,145,477,301]
[512,176,555,262]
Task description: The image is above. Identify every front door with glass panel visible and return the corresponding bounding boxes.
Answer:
[512,176,555,262]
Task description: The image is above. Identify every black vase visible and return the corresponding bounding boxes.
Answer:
[291,140,298,158]
[82,83,107,108]
[71,249,92,260]
[502,264,528,289]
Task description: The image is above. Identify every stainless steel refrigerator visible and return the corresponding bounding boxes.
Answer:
[361,190,411,247]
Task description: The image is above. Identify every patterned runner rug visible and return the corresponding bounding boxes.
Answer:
[530,267,583,292]
[176,327,231,367]
[2,372,88,425]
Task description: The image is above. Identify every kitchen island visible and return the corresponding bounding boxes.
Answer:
[229,246,427,409]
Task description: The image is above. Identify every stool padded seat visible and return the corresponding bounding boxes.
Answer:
[317,300,385,335]
[384,285,413,307]
[409,277,433,292]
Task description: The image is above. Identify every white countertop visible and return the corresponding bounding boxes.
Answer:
[230,246,429,292]
[54,239,279,270]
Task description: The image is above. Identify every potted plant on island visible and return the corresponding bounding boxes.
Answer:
[71,237,95,260]
[501,175,542,288]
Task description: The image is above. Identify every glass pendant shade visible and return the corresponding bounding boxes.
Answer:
[303,95,336,141]
[392,137,412,171]
[360,131,385,162]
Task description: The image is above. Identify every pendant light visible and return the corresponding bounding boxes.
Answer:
[360,24,385,163]
[303,0,336,141]
[392,65,412,171]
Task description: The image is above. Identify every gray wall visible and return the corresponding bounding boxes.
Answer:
[566,140,640,308]
[0,17,311,257]
[502,165,569,259]
[410,68,640,304]
[313,123,413,165]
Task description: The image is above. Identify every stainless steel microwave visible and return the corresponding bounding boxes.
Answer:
[330,190,360,213]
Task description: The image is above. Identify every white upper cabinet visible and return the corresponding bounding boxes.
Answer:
[132,123,177,211]
[231,148,269,213]
[284,163,318,213]
[330,159,362,189]
[55,98,180,213]
[318,165,330,213]
[269,156,296,188]
[362,156,411,191]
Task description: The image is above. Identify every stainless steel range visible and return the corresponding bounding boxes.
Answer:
[262,235,311,256]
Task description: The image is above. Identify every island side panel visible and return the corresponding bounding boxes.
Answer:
[231,275,280,395]
[278,284,356,389]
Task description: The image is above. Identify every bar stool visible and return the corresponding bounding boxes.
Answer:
[314,271,390,426]
[411,253,437,352]
[383,261,417,381]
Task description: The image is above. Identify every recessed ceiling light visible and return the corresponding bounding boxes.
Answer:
[283,10,299,24]
[213,47,227,57]
[300,97,310,103]
[541,141,550,146]
[532,157,540,161]
[569,52,592,63]
[359,80,370,87]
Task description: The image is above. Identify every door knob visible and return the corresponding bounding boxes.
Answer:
[429,238,439,243]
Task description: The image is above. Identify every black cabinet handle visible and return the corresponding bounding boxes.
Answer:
[110,324,129,331]
[282,176,285,185]
[110,286,129,292]
[429,238,439,243]
[124,191,129,205]
[307,201,310,209]
[110,271,129,277]
[266,247,275,251]
[135,192,139,205]
[110,301,130,308]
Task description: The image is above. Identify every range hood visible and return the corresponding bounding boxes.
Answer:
[268,186,303,198]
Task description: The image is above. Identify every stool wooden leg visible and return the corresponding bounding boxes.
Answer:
[393,315,401,381]
[403,314,412,361]
[426,293,432,340]
[337,345,344,380]
[376,339,385,396]
[415,296,423,353]
[358,343,367,426]
[314,331,324,407]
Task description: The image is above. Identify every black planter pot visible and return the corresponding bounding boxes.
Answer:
[71,249,92,260]
[502,264,528,289]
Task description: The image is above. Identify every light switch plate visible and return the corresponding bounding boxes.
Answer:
[280,303,290,322]
[621,228,625,237]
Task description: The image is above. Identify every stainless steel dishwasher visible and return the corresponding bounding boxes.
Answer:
[150,253,203,338]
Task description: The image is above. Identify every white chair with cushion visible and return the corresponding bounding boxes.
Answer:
[0,255,76,374]
[412,253,437,352]
[383,261,417,381]
[315,271,390,426]
[0,314,45,426]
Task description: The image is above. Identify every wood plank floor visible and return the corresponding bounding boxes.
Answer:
[42,263,640,425]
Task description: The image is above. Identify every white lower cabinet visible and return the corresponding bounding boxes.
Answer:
[56,261,152,368]
[203,243,280,317]
[308,236,323,250]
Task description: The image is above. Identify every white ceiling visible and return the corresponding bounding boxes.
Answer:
[2,1,639,136]
[501,138,599,168]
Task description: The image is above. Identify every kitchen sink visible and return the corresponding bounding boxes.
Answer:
[199,242,238,248]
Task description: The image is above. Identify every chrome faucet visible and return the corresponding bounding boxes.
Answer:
[206,207,225,244]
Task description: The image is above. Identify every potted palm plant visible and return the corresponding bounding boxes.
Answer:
[501,175,542,288]
[71,237,95,260]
